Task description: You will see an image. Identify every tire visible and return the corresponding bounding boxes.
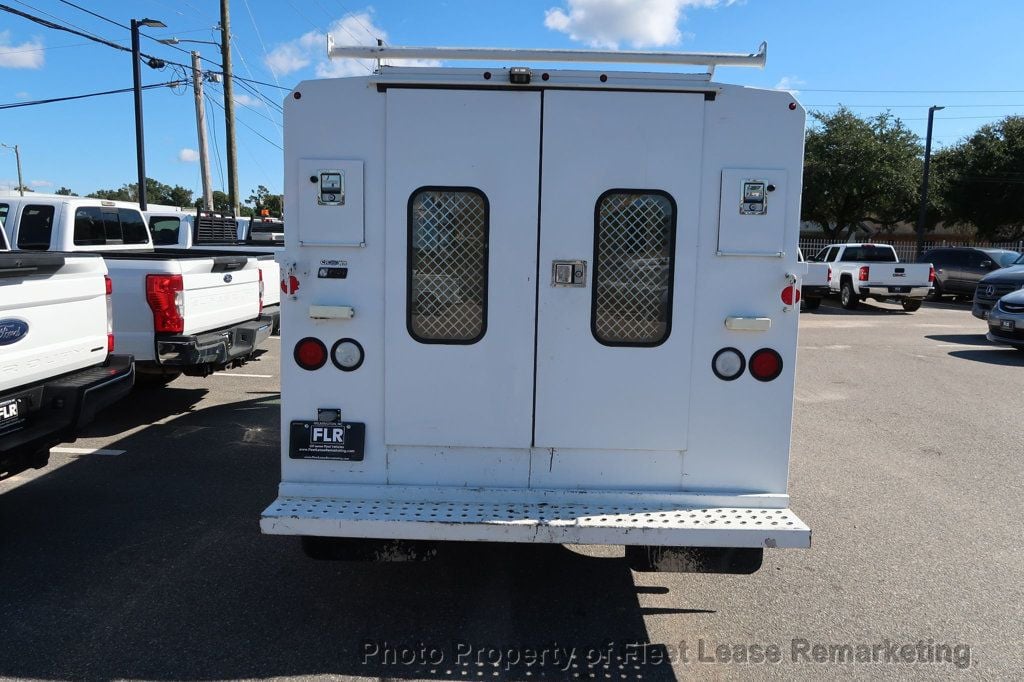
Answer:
[840,280,859,310]
[928,280,944,301]
[801,297,822,311]
[901,298,923,312]
[135,371,182,388]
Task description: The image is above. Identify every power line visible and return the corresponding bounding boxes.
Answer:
[205,92,283,151]
[205,92,226,189]
[800,88,1024,94]
[0,81,184,110]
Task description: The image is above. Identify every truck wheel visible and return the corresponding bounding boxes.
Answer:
[840,281,859,310]
[901,299,923,312]
[801,297,821,311]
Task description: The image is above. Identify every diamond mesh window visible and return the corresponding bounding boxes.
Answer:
[408,188,489,343]
[592,191,677,346]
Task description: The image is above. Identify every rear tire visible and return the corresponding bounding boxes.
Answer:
[840,281,859,310]
[901,298,923,312]
[801,297,822,311]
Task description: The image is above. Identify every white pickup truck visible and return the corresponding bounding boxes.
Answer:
[798,248,829,311]
[1,194,273,385]
[146,207,281,334]
[0,222,134,476]
[810,243,933,312]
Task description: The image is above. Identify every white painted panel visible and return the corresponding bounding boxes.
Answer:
[716,168,788,256]
[534,90,704,451]
[384,89,541,448]
[296,159,365,246]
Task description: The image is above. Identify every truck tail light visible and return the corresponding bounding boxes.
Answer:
[105,275,115,352]
[294,337,328,370]
[858,266,869,282]
[749,348,783,382]
[827,266,833,283]
[258,268,264,315]
[146,274,185,334]
[712,347,745,381]
[929,266,935,283]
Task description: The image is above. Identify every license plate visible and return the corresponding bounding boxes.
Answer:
[889,286,910,294]
[288,420,365,461]
[1001,319,1016,331]
[0,397,25,434]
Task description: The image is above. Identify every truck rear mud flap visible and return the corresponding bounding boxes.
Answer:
[261,485,810,550]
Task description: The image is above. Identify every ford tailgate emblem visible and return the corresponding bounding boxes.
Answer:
[0,319,29,346]
[224,274,233,283]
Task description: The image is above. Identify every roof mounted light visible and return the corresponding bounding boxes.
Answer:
[509,66,532,85]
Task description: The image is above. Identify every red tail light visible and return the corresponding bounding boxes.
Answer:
[104,275,114,352]
[749,348,783,382]
[781,285,800,305]
[858,266,869,282]
[146,274,184,334]
[294,337,328,371]
[258,268,264,315]
[929,266,935,283]
[827,266,833,283]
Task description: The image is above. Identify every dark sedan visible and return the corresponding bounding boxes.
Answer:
[973,252,1024,319]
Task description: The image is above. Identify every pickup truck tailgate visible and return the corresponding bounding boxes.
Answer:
[0,254,109,393]
[865,263,932,285]
[179,255,261,335]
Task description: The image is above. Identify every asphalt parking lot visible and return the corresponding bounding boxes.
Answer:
[1,300,1022,680]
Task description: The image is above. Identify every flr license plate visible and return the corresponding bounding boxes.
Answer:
[289,420,365,461]
[1001,319,1016,331]
[0,397,25,435]
[889,286,911,294]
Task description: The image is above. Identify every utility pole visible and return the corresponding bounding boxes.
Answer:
[191,51,214,210]
[916,105,944,259]
[220,0,240,215]
[0,143,24,196]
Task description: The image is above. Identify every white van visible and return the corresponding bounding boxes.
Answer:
[261,44,811,572]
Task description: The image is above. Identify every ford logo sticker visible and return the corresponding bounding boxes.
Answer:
[0,319,29,346]
[224,274,233,283]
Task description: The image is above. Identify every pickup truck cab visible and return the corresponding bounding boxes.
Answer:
[0,220,133,476]
[810,243,933,311]
[0,193,272,384]
[146,207,281,334]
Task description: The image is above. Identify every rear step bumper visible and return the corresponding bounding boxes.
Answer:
[0,355,135,460]
[260,485,811,548]
[155,317,273,368]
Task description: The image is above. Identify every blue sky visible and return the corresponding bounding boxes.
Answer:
[1,0,1022,201]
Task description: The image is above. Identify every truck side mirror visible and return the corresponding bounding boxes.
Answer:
[981,260,996,270]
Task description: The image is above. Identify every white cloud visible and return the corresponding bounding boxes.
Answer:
[178,148,200,163]
[774,75,805,96]
[29,179,52,188]
[0,30,44,69]
[265,11,439,79]
[15,91,30,99]
[544,0,737,49]
[233,93,265,108]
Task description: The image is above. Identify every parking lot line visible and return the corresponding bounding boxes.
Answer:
[50,447,126,456]
[214,373,275,378]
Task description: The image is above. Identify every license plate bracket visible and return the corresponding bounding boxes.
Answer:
[1001,319,1016,331]
[289,420,365,461]
[0,397,26,435]
[889,286,910,294]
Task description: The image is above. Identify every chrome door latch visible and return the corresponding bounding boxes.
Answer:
[551,260,587,287]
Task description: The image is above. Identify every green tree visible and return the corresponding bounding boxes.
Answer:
[937,116,1024,240]
[246,184,283,216]
[801,107,922,240]
[87,178,193,207]
[55,186,76,196]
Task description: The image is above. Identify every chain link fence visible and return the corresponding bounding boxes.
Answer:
[799,238,1024,262]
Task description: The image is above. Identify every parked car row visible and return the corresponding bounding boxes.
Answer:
[0,192,277,476]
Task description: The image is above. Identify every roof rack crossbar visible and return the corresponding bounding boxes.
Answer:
[326,38,767,70]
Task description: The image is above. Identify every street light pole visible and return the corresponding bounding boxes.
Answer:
[0,143,23,196]
[130,17,166,211]
[916,105,944,259]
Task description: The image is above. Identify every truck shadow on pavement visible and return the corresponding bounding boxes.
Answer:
[926,334,1024,366]
[0,395,688,682]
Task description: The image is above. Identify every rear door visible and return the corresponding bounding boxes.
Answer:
[533,91,704,450]
[383,89,541,448]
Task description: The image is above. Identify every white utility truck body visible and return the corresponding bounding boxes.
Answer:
[813,243,933,312]
[1,194,272,380]
[262,44,811,571]
[146,207,282,333]
[0,221,133,475]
